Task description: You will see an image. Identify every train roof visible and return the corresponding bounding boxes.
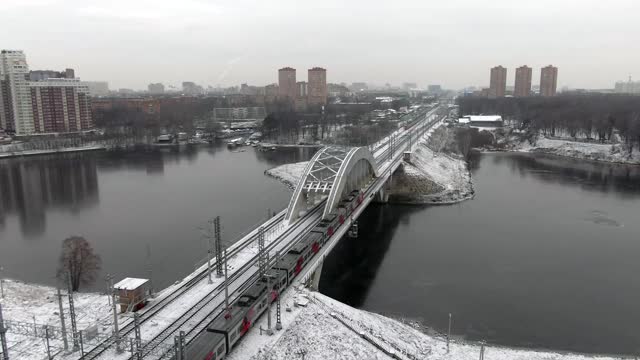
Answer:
[288,238,309,254]
[305,231,324,243]
[207,304,246,333]
[187,331,226,359]
[275,252,301,270]
[238,281,267,305]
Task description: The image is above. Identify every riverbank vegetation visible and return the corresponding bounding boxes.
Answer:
[457,95,640,153]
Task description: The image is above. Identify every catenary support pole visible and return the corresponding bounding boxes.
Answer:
[66,273,78,351]
[0,303,9,360]
[214,216,223,277]
[224,250,229,313]
[56,287,68,351]
[45,326,52,360]
[111,278,121,352]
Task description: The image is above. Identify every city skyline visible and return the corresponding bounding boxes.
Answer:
[1,0,639,90]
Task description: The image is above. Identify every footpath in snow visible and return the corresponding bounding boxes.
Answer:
[229,287,620,360]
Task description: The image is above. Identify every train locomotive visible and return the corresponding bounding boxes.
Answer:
[196,189,364,360]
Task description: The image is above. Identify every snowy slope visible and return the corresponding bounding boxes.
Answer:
[229,288,619,360]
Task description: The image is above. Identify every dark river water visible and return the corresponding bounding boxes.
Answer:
[319,152,640,355]
[0,144,316,292]
[2,146,640,355]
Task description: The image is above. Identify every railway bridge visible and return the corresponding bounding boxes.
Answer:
[79,105,445,360]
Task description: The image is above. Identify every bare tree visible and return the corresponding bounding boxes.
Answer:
[57,236,102,292]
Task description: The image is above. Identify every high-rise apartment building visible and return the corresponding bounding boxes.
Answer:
[489,66,507,98]
[0,50,93,135]
[307,67,327,105]
[540,65,558,97]
[278,67,296,101]
[29,79,92,133]
[1,50,34,134]
[514,65,532,97]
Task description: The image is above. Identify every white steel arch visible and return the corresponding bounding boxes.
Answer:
[284,146,379,224]
[322,147,378,219]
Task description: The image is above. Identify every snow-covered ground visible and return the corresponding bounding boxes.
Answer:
[229,287,619,360]
[394,120,474,204]
[516,136,640,165]
[264,161,308,190]
[0,279,112,360]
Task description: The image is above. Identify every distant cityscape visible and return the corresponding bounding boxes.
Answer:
[1,48,640,138]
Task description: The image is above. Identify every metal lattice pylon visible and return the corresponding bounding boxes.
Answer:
[214,216,223,277]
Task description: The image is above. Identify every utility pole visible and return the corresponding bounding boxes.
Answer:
[479,341,485,360]
[146,244,154,296]
[258,227,265,277]
[275,251,282,331]
[104,274,112,306]
[214,216,223,277]
[56,287,68,351]
[110,277,121,352]
[134,313,142,360]
[206,219,214,284]
[0,303,9,360]
[447,313,452,353]
[266,275,273,335]
[224,250,229,314]
[45,326,52,360]
[67,273,79,351]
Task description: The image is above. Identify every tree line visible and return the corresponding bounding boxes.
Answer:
[457,95,640,152]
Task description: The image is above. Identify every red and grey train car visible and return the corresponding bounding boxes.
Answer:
[196,190,364,359]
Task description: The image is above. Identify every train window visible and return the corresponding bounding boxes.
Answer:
[217,345,225,355]
[230,332,237,342]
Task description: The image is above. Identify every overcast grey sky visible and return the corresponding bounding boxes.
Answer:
[1,0,639,90]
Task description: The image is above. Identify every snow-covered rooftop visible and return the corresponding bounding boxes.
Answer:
[460,115,502,122]
[113,277,148,290]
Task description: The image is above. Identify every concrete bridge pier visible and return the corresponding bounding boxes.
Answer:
[308,262,324,291]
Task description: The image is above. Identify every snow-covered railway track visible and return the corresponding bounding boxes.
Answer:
[81,212,286,360]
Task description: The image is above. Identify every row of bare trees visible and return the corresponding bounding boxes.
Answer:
[457,95,640,152]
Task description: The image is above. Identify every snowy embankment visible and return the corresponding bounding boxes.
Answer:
[390,121,474,205]
[229,287,618,360]
[516,136,640,165]
[264,161,308,190]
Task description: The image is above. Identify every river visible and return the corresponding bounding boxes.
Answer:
[2,147,640,355]
[320,152,640,355]
[0,144,316,292]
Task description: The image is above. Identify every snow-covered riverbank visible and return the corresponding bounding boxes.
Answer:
[516,136,640,165]
[229,287,621,360]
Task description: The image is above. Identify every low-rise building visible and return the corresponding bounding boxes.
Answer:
[458,115,503,128]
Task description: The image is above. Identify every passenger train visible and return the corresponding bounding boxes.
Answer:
[190,189,365,360]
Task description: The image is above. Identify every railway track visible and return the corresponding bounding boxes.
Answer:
[81,212,285,360]
[131,202,326,360]
[84,107,444,359]
[159,109,445,359]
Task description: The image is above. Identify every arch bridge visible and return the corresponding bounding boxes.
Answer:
[284,146,380,225]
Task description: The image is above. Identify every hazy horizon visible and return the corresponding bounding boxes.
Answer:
[1,0,639,90]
